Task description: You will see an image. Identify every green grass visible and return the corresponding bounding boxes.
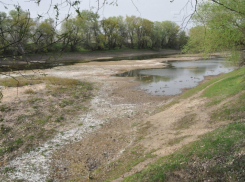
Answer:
[202,67,245,106]
[211,92,245,122]
[43,76,81,86]
[0,76,42,87]
[92,146,156,182]
[0,75,90,88]
[123,122,245,182]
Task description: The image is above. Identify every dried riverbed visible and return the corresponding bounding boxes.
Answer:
[0,52,231,181]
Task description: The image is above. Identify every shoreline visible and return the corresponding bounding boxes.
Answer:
[0,49,181,65]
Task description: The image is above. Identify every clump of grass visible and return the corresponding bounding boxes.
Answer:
[0,104,11,112]
[173,113,197,130]
[46,179,54,182]
[3,167,16,173]
[28,97,44,104]
[55,116,65,123]
[131,122,139,127]
[167,135,191,146]
[42,76,80,86]
[27,135,34,140]
[24,88,35,94]
[0,124,12,134]
[59,99,74,108]
[0,76,42,87]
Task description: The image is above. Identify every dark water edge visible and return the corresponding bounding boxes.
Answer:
[0,53,181,72]
[0,61,79,72]
[91,53,174,62]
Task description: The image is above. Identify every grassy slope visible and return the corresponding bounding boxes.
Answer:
[123,67,245,182]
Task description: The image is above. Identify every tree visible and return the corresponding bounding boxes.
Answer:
[78,10,100,50]
[31,18,56,53]
[125,15,139,49]
[151,22,164,49]
[177,30,188,49]
[182,26,206,53]
[61,15,86,52]
[0,8,35,57]
[101,17,119,49]
[181,0,245,64]
[115,16,127,49]
[135,18,154,49]
[160,21,179,49]
[0,12,8,55]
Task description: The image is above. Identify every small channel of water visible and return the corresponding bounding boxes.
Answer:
[115,59,235,96]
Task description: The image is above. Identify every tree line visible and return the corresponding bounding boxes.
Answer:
[0,8,188,57]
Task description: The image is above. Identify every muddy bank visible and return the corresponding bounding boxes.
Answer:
[0,49,180,65]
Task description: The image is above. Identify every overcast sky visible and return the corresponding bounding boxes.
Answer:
[0,0,195,28]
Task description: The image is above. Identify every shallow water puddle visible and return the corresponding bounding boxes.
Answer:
[115,59,235,95]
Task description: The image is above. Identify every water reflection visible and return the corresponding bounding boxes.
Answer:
[115,59,235,96]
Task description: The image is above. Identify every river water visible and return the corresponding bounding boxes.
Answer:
[116,59,236,96]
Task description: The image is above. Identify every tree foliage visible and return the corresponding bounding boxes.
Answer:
[183,0,245,65]
[0,8,35,56]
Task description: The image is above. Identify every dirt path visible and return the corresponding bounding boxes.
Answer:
[0,52,229,181]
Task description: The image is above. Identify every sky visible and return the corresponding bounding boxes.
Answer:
[0,0,195,28]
